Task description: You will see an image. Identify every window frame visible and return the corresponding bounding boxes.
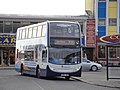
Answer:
[98,19,106,26]
[98,45,106,58]
[108,47,117,58]
[109,18,117,26]
[0,21,3,33]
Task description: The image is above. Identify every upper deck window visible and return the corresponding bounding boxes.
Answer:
[42,25,47,37]
[33,27,37,38]
[22,29,26,39]
[49,22,80,38]
[28,28,33,38]
[37,25,42,37]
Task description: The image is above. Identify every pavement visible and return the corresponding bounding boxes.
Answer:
[0,66,120,89]
[73,67,120,89]
[0,66,15,70]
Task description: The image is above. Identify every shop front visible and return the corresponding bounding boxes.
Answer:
[0,34,16,66]
[97,34,120,66]
[85,19,96,61]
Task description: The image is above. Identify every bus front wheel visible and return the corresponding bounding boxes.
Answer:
[36,66,40,78]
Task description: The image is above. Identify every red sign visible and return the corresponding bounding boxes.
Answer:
[86,19,96,47]
[100,34,120,43]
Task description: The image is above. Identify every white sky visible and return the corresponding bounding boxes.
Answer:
[0,0,85,15]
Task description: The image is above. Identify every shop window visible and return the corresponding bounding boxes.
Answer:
[0,24,3,33]
[10,51,15,64]
[98,45,106,58]
[109,47,116,58]
[0,21,3,33]
[4,21,12,33]
[13,21,21,33]
[21,21,30,27]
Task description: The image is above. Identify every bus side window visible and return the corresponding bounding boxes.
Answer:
[37,25,42,37]
[42,25,47,37]
[42,50,47,62]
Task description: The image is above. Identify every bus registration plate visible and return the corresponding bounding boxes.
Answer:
[61,74,69,76]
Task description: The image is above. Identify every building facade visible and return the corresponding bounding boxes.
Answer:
[85,0,120,65]
[0,14,87,66]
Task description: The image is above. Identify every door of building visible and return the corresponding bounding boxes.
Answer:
[9,50,15,65]
[3,51,9,66]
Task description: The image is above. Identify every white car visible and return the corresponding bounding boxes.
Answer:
[82,58,102,71]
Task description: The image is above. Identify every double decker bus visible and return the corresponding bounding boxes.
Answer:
[15,21,82,79]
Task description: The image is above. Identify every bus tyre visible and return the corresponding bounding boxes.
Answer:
[21,64,24,75]
[65,76,70,80]
[36,67,40,78]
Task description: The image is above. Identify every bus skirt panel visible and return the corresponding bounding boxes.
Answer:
[39,65,82,77]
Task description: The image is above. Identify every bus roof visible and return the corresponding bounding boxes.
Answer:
[17,21,79,30]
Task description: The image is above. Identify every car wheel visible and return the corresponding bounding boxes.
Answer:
[91,65,98,71]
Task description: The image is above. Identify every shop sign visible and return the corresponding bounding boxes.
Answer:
[100,34,120,43]
[86,19,96,47]
[0,35,16,45]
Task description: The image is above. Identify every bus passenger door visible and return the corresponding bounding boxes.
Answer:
[41,49,47,69]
